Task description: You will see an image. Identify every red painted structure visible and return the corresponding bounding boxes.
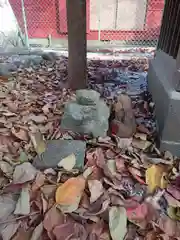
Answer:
[9,0,164,41]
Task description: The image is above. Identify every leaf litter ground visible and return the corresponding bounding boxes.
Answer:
[0,53,179,240]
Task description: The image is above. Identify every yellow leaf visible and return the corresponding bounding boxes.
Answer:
[58,154,76,171]
[145,165,168,192]
[29,132,46,155]
[55,176,85,212]
[167,206,180,221]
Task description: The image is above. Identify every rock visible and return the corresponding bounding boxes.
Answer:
[41,52,61,61]
[10,55,43,68]
[76,89,100,105]
[0,63,17,77]
[61,90,110,137]
[33,140,86,170]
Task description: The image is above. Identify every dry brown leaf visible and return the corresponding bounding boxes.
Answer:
[158,214,180,238]
[29,114,47,123]
[0,161,14,177]
[3,111,17,117]
[30,222,43,240]
[42,104,51,115]
[43,206,64,234]
[134,132,147,141]
[132,138,152,150]
[55,176,86,212]
[11,127,29,141]
[5,102,18,113]
[88,180,104,203]
[32,172,45,192]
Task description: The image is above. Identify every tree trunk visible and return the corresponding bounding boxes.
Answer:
[66,0,87,90]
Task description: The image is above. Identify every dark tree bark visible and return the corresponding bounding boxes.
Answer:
[66,0,87,90]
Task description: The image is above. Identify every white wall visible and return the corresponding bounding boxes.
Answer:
[0,0,18,48]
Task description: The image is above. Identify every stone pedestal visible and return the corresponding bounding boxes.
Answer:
[61,89,110,137]
[148,50,180,156]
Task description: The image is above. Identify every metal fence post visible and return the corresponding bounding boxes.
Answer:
[98,0,101,41]
[21,0,29,47]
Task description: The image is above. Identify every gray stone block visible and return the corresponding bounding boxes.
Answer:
[76,89,100,105]
[148,50,180,156]
[61,97,110,137]
[33,139,86,170]
[10,55,43,68]
[0,63,17,76]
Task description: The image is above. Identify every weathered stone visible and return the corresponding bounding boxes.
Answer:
[0,63,17,77]
[33,140,86,170]
[10,55,43,68]
[61,91,110,137]
[76,89,100,105]
[148,50,180,156]
[41,52,61,61]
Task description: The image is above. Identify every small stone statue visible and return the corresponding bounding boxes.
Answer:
[61,89,110,137]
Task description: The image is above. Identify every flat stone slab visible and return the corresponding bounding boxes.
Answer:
[33,140,86,170]
[148,51,180,156]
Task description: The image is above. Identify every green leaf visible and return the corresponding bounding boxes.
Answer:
[19,151,29,163]
[109,206,127,240]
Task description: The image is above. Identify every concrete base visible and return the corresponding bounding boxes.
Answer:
[148,51,180,156]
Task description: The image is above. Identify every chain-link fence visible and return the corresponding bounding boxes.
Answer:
[7,0,164,49]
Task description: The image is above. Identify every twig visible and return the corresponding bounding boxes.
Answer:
[0,211,39,225]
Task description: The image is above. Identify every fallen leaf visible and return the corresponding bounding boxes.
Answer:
[134,133,147,141]
[11,127,29,141]
[53,222,88,240]
[84,198,110,216]
[2,111,17,117]
[115,158,125,173]
[43,206,64,234]
[164,191,180,208]
[0,194,16,220]
[109,206,127,240]
[167,206,180,221]
[18,151,28,163]
[167,184,180,200]
[29,131,46,155]
[41,193,48,214]
[30,222,43,240]
[0,221,20,240]
[42,104,51,115]
[0,161,14,177]
[88,180,104,203]
[55,176,85,213]
[13,162,37,184]
[58,153,76,171]
[83,166,94,179]
[5,102,18,113]
[14,186,30,215]
[158,214,180,238]
[11,228,32,240]
[29,114,47,123]
[146,165,168,192]
[107,160,116,175]
[132,139,151,150]
[32,172,45,192]
[41,185,57,200]
[116,137,132,149]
